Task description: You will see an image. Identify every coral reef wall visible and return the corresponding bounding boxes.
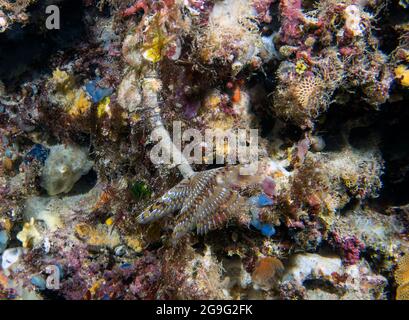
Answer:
[0,0,408,300]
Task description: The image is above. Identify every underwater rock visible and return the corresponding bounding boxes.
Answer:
[23,196,64,232]
[41,144,93,196]
[271,0,394,127]
[281,253,387,300]
[160,245,229,300]
[0,11,8,33]
[333,208,406,269]
[221,256,253,296]
[196,0,269,72]
[117,72,142,113]
[282,253,343,285]
[1,247,23,271]
[0,0,408,301]
[344,5,364,37]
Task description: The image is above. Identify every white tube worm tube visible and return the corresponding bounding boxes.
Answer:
[142,69,195,179]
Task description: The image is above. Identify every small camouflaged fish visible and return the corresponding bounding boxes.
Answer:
[136,167,248,239]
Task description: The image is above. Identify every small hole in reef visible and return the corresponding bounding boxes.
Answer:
[301,0,316,10]
[348,126,373,149]
[303,279,343,295]
[0,0,86,89]
[67,169,98,196]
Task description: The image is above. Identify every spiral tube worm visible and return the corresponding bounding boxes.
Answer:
[120,31,194,179]
[140,68,195,179]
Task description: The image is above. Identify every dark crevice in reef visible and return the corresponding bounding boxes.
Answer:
[66,168,98,196]
[259,0,280,36]
[320,94,409,207]
[374,100,409,207]
[375,1,409,55]
[348,126,375,149]
[0,0,86,89]
[303,279,346,296]
[316,101,370,152]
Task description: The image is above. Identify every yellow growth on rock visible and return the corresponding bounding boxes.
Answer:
[397,282,409,300]
[88,279,104,297]
[0,217,12,232]
[396,253,409,285]
[395,253,409,300]
[395,65,409,87]
[295,60,308,75]
[16,218,42,248]
[97,97,111,118]
[105,217,114,226]
[141,13,171,63]
[49,68,92,117]
[124,235,143,253]
[52,68,75,93]
[75,223,120,249]
[68,90,92,117]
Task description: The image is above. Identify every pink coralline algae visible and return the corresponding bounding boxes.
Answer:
[252,0,276,23]
[295,136,311,164]
[122,0,149,18]
[330,233,365,266]
[129,254,162,299]
[279,0,304,44]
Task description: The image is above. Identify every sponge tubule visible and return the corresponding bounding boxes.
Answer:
[41,144,93,196]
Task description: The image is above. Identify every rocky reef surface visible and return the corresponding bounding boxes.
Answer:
[0,0,408,300]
